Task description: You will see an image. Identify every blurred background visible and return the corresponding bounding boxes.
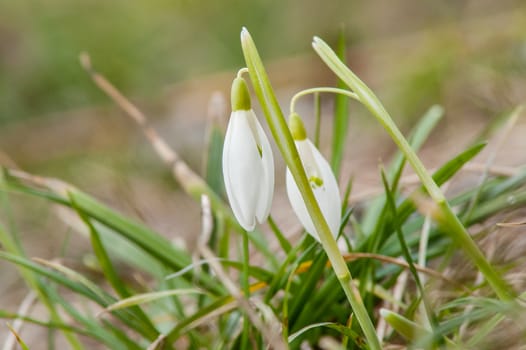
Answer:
[0,0,526,342]
[1,0,525,168]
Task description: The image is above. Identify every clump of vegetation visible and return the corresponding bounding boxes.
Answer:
[1,28,525,349]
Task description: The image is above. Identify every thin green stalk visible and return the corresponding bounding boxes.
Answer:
[240,28,381,350]
[331,29,351,176]
[241,231,250,348]
[313,92,321,148]
[290,88,359,114]
[268,215,292,254]
[312,36,514,301]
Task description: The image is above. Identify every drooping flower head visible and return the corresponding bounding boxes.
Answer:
[222,75,274,231]
[286,112,341,241]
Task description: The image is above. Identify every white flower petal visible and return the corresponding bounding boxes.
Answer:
[245,110,274,223]
[223,110,263,231]
[286,139,341,241]
[309,139,341,237]
[286,168,318,239]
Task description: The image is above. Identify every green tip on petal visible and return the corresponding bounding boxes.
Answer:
[288,112,307,140]
[309,175,323,187]
[231,77,251,111]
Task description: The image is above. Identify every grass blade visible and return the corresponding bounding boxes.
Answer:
[103,289,204,313]
[331,29,351,176]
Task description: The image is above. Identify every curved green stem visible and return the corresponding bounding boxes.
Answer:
[289,87,360,115]
[240,28,382,350]
[312,35,514,301]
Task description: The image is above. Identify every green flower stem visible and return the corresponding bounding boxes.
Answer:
[290,87,360,115]
[241,230,250,349]
[240,28,382,350]
[314,92,321,147]
[312,36,514,301]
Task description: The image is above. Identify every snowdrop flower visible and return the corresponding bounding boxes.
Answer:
[286,113,341,241]
[222,76,274,231]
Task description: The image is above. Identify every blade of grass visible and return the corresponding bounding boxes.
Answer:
[203,93,226,196]
[70,193,161,339]
[68,189,222,290]
[263,238,310,303]
[313,36,513,300]
[267,215,292,254]
[45,285,141,350]
[166,258,273,282]
[395,142,487,228]
[2,170,221,291]
[288,321,366,348]
[380,167,439,338]
[0,310,89,336]
[33,258,161,341]
[361,105,444,234]
[380,308,431,342]
[102,289,204,313]
[461,106,522,223]
[0,233,84,349]
[288,252,328,330]
[357,106,444,299]
[165,296,237,342]
[5,323,30,350]
[331,28,351,176]
[0,251,163,342]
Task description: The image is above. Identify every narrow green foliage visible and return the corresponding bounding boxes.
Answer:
[373,142,486,259]
[288,322,366,348]
[6,323,30,350]
[381,309,431,342]
[263,241,307,303]
[462,106,522,223]
[268,215,292,254]
[164,295,238,342]
[46,285,142,350]
[0,310,89,337]
[380,167,439,336]
[331,29,351,176]
[240,231,251,349]
[361,104,444,233]
[289,252,328,330]
[104,289,204,313]
[70,195,130,299]
[313,36,512,301]
[204,114,225,197]
[0,219,84,349]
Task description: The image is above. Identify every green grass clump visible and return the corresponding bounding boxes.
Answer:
[1,29,525,349]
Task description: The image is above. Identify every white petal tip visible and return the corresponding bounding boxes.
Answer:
[256,213,270,225]
[241,223,255,232]
[241,27,250,40]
